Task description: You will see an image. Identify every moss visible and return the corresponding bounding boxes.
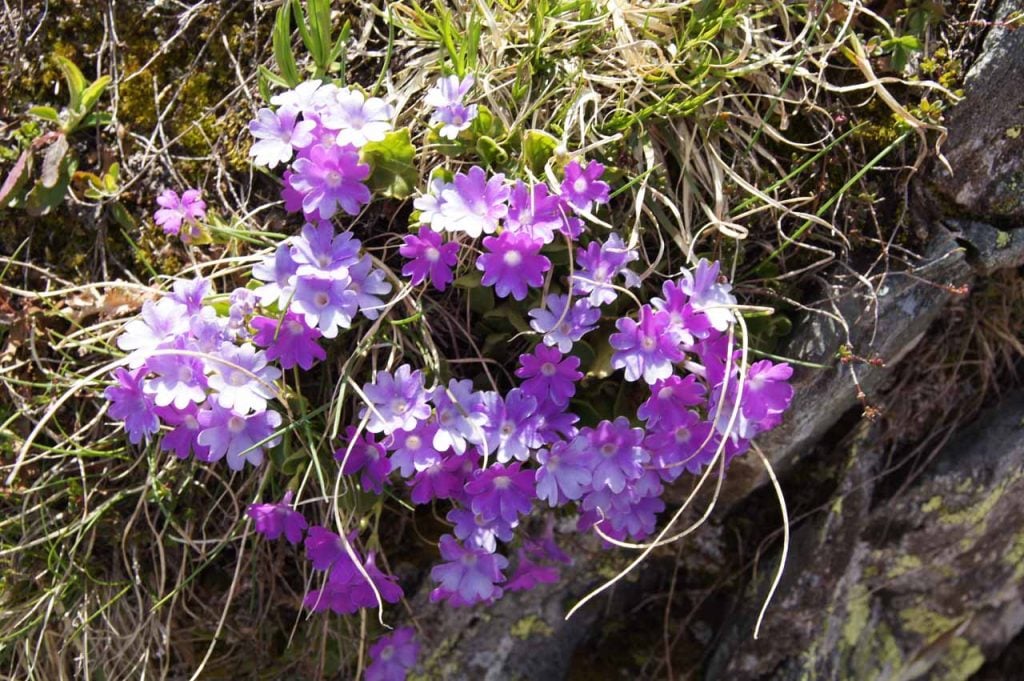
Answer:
[899,606,983,681]
[888,554,923,578]
[922,495,944,513]
[510,615,555,640]
[842,584,871,648]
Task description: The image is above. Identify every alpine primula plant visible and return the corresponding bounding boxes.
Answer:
[104,65,795,673]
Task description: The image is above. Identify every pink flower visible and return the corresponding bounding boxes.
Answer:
[154,189,206,241]
[287,144,371,219]
[400,228,460,291]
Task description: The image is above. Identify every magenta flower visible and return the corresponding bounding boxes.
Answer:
[305,550,403,614]
[156,404,210,460]
[679,259,737,332]
[437,166,510,238]
[636,375,706,427]
[360,364,432,435]
[251,312,326,371]
[206,342,281,415]
[572,232,640,306]
[287,144,371,219]
[154,188,206,241]
[528,293,601,353]
[408,452,473,504]
[531,398,580,445]
[610,305,686,384]
[581,482,665,542]
[430,534,508,607]
[248,106,315,167]
[447,507,514,553]
[742,360,794,421]
[535,440,592,507]
[505,181,563,244]
[367,627,420,681]
[651,279,714,347]
[196,405,282,470]
[305,526,350,570]
[336,426,392,493]
[105,367,160,445]
[246,491,308,545]
[560,160,609,213]
[505,552,560,592]
[400,228,460,291]
[464,462,536,525]
[515,345,582,407]
[476,231,550,301]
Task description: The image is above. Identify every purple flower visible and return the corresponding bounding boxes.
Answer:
[426,74,478,140]
[572,232,640,306]
[531,399,580,445]
[252,245,299,308]
[142,350,208,410]
[560,160,609,213]
[464,462,536,525]
[610,305,685,384]
[154,189,206,241]
[408,452,473,504]
[305,550,403,614]
[478,389,540,463]
[206,342,281,414]
[476,231,550,301]
[505,552,560,592]
[196,405,282,470]
[305,526,349,570]
[248,106,316,167]
[105,367,160,444]
[347,256,393,320]
[116,297,190,367]
[581,417,648,493]
[527,294,601,353]
[437,166,509,238]
[318,87,394,147]
[505,181,563,244]
[271,79,326,113]
[636,375,706,427]
[251,312,326,371]
[535,439,593,507]
[413,176,451,229]
[447,507,514,553]
[400,228,460,291]
[366,627,419,681]
[387,422,442,478]
[287,144,371,219]
[431,378,487,454]
[228,288,257,333]
[290,222,361,280]
[156,404,210,460]
[360,364,432,435]
[645,410,715,481]
[169,277,211,314]
[742,360,794,421]
[581,482,665,542]
[430,534,508,607]
[290,275,359,339]
[246,491,308,544]
[516,345,582,407]
[679,259,737,332]
[336,426,391,493]
[650,279,714,347]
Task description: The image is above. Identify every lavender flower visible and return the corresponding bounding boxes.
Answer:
[408,452,472,504]
[143,351,208,410]
[464,462,536,525]
[535,439,593,507]
[387,422,442,478]
[156,404,210,460]
[413,176,451,229]
[154,189,206,241]
[366,627,420,681]
[505,181,563,244]
[318,87,394,147]
[360,364,432,435]
[447,507,514,553]
[430,534,508,607]
[425,74,478,139]
[609,305,685,384]
[431,379,487,454]
[252,244,299,308]
[270,79,325,113]
[290,275,359,338]
[116,297,190,367]
[678,259,737,332]
[645,411,715,480]
[476,231,550,301]
[436,166,509,238]
[206,342,281,415]
[560,160,610,213]
[636,375,706,428]
[400,228,460,291]
[527,294,601,353]
[581,417,648,494]
[251,312,326,371]
[287,144,371,219]
[248,106,316,167]
[478,389,540,463]
[105,367,160,444]
[347,256,393,320]
[651,279,713,346]
[197,405,282,470]
[336,426,392,494]
[572,232,640,306]
[169,277,211,314]
[246,490,308,545]
[290,222,361,280]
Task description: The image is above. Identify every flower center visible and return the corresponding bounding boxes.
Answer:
[184,415,199,430]
[229,370,248,387]
[425,246,440,262]
[313,291,330,308]
[406,435,422,450]
[503,250,523,267]
[540,362,557,377]
[641,335,657,351]
[600,443,616,457]
[500,421,515,437]
[177,365,194,382]
[391,399,408,415]
[658,386,675,400]
[324,170,343,188]
[493,475,511,489]
[674,426,691,444]
[451,112,464,126]
[286,319,305,336]
[228,415,247,434]
[572,177,588,194]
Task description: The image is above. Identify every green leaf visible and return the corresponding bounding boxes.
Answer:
[108,201,136,231]
[361,128,418,199]
[28,106,60,124]
[40,135,69,188]
[79,76,111,119]
[54,55,86,113]
[273,3,301,87]
[25,154,75,216]
[475,136,508,168]
[523,129,559,175]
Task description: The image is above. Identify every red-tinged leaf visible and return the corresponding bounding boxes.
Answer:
[0,150,30,206]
